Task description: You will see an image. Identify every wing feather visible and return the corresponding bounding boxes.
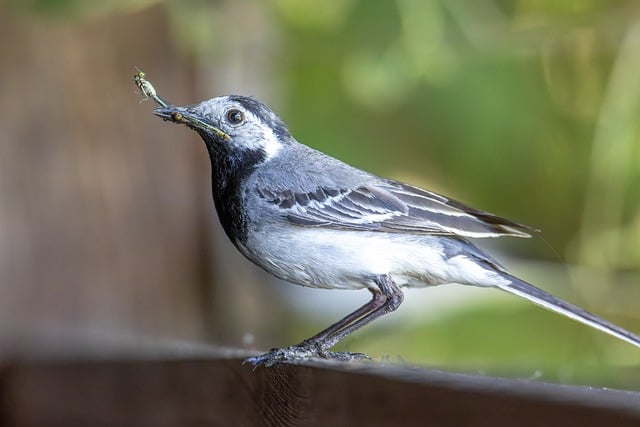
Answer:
[256,180,536,238]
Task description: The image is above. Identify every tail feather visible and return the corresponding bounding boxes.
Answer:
[497,276,640,348]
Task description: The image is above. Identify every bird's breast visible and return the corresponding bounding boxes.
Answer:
[241,226,461,290]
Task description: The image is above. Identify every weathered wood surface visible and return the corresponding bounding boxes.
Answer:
[1,348,639,426]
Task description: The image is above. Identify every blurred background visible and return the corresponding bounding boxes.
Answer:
[1,0,640,389]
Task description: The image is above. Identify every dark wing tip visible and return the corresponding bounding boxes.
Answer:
[394,182,539,238]
[448,200,539,238]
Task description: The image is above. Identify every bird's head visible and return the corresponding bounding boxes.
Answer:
[154,95,291,164]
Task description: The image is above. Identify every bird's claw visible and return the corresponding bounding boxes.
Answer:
[243,343,371,368]
[317,348,371,362]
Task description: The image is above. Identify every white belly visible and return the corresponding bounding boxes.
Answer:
[242,227,480,290]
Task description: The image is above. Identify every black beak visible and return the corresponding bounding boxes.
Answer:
[153,106,230,140]
[153,105,185,122]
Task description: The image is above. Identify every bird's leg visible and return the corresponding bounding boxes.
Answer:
[244,275,404,367]
[315,275,404,356]
[243,291,385,368]
[301,287,387,344]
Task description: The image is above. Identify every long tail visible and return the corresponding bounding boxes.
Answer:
[496,275,640,348]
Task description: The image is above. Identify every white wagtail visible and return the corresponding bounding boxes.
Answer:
[139,76,640,366]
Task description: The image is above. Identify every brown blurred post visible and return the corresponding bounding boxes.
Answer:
[0,4,210,351]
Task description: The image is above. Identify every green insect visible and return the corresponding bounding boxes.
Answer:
[134,68,168,108]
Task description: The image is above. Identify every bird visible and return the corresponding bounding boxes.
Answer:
[151,94,640,367]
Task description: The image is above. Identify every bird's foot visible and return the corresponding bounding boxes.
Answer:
[243,342,370,368]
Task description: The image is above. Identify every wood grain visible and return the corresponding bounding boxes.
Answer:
[1,349,639,426]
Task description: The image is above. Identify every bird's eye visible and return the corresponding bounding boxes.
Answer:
[226,109,244,125]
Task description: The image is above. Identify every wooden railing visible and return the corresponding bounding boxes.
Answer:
[2,346,640,426]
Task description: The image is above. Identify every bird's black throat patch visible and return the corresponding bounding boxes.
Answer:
[200,131,267,243]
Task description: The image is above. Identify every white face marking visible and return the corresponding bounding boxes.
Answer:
[242,109,282,161]
[194,96,285,161]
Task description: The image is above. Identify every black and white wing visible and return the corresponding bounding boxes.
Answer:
[255,180,536,238]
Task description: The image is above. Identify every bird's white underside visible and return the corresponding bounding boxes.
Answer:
[244,227,510,291]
